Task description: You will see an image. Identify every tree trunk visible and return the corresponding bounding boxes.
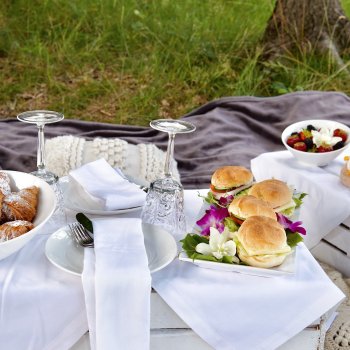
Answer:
[262,0,350,66]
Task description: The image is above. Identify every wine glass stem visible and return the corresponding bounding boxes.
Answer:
[37,124,46,173]
[164,132,175,177]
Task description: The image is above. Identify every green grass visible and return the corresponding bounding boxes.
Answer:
[0,0,350,125]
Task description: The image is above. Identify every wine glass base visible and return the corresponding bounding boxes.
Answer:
[142,119,195,236]
[151,177,183,192]
[150,119,196,134]
[141,177,186,236]
[31,170,58,185]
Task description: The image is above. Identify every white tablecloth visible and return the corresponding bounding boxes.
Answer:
[0,187,345,350]
[0,220,88,350]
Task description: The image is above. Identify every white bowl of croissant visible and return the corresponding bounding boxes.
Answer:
[0,170,56,260]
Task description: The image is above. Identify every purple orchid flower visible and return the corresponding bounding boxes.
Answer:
[277,213,307,235]
[196,205,230,236]
[218,195,234,207]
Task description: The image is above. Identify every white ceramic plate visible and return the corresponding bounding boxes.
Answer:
[45,223,178,275]
[45,226,84,276]
[178,248,296,278]
[0,171,56,261]
[60,179,142,215]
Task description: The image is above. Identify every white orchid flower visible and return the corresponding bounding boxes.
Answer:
[196,227,238,261]
[311,127,342,147]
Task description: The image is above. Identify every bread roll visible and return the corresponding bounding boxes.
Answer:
[228,195,277,221]
[236,216,291,268]
[211,166,253,190]
[248,179,292,209]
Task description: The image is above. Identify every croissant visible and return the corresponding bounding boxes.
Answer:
[2,186,39,222]
[0,220,34,242]
[0,172,11,195]
[0,192,4,222]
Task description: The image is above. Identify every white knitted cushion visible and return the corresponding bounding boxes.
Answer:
[45,135,180,186]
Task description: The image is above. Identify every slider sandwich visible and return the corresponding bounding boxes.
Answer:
[228,195,277,225]
[210,166,254,199]
[235,216,291,268]
[248,179,296,216]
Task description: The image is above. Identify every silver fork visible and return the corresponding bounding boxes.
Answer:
[69,223,94,248]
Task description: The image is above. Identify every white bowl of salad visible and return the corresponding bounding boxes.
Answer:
[281,119,350,166]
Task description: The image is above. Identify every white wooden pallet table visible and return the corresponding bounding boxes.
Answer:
[70,289,329,350]
[312,215,350,278]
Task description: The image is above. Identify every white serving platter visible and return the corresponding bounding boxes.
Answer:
[178,248,296,278]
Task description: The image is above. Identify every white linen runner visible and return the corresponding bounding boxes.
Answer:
[251,151,350,249]
[69,158,146,210]
[82,217,151,350]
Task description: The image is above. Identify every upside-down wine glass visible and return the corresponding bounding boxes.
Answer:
[17,110,64,184]
[17,110,65,224]
[141,118,196,236]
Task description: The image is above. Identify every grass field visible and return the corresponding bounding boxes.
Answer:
[0,0,350,125]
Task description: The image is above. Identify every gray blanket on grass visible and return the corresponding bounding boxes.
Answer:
[1,91,349,188]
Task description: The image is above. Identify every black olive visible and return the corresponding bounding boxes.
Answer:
[307,125,316,131]
[304,138,314,149]
[333,141,345,150]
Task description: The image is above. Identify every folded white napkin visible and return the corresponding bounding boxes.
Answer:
[69,158,146,210]
[251,151,350,249]
[153,243,344,350]
[152,191,344,350]
[82,217,151,350]
[152,189,345,350]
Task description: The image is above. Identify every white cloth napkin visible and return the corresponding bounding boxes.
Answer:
[251,151,350,249]
[152,189,345,350]
[82,217,151,350]
[69,158,146,210]
[153,244,344,350]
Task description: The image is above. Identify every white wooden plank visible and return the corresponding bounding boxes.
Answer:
[151,292,189,329]
[70,328,322,350]
[69,333,90,350]
[150,329,213,350]
[342,215,350,228]
[152,329,322,350]
[323,225,350,255]
[277,329,321,350]
[311,241,350,277]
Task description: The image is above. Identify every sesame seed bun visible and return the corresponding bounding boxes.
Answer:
[248,179,292,209]
[211,166,253,190]
[228,195,277,221]
[236,216,291,268]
